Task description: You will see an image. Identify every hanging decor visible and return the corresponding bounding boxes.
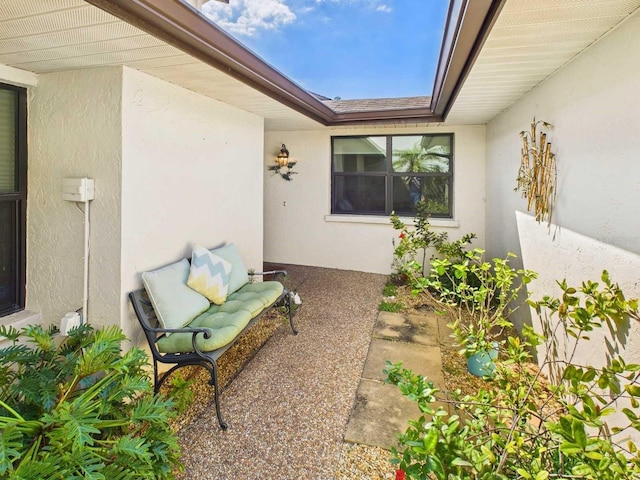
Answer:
[268,144,298,181]
[515,118,557,225]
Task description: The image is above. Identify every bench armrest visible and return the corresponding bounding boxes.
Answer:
[249,270,288,277]
[147,325,213,338]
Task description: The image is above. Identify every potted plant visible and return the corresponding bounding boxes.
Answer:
[415,249,536,376]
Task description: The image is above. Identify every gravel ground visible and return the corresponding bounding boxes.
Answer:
[177,265,388,479]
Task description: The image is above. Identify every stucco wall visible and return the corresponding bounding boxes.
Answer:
[485,11,640,264]
[27,67,123,329]
[25,66,265,346]
[264,125,486,274]
[485,9,640,435]
[120,67,265,344]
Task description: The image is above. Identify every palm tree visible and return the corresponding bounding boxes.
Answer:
[392,137,449,173]
[392,137,450,209]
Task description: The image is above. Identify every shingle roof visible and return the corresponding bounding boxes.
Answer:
[321,96,431,113]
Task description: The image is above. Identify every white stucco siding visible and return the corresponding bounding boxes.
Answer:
[485,8,640,437]
[120,67,265,343]
[264,125,486,274]
[27,67,123,330]
[486,11,640,264]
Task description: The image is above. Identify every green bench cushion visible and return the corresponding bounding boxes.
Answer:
[157,309,252,353]
[228,281,284,308]
[155,281,284,354]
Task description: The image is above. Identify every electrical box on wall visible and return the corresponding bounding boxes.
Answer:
[62,177,95,202]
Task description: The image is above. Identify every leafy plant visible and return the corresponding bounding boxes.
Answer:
[390,201,476,282]
[386,271,640,479]
[0,323,183,479]
[415,249,536,357]
[168,373,195,415]
[379,301,404,313]
[390,200,448,278]
[383,282,399,297]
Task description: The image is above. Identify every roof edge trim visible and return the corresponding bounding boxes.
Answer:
[87,0,336,124]
[86,0,485,127]
[430,0,507,119]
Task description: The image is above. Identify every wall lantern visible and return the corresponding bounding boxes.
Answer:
[277,144,289,166]
[268,144,298,181]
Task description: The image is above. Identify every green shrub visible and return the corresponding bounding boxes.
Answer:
[386,271,640,479]
[0,323,183,479]
[390,201,476,282]
[390,201,447,278]
[415,249,536,357]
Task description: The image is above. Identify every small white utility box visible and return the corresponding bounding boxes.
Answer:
[62,177,95,202]
[60,312,82,336]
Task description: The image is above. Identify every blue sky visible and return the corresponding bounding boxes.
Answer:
[201,0,449,100]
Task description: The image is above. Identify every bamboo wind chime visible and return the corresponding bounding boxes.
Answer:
[515,118,557,225]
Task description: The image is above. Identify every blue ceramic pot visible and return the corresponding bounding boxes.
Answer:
[467,343,499,377]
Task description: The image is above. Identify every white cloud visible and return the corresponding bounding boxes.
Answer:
[314,0,392,11]
[202,0,296,37]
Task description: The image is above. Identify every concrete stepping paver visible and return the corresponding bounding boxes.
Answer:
[374,310,440,347]
[362,338,445,386]
[344,310,448,450]
[344,379,421,449]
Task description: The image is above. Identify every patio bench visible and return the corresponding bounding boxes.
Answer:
[129,243,297,430]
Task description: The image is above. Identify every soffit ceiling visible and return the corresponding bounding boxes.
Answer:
[0,0,322,131]
[4,1,639,131]
[446,0,640,125]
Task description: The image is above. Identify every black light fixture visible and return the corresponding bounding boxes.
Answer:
[268,144,298,181]
[277,144,290,167]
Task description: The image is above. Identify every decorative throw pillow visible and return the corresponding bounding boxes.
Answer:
[211,243,249,295]
[141,259,210,334]
[187,246,232,305]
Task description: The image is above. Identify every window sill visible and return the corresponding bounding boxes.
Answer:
[1,310,42,329]
[324,214,459,228]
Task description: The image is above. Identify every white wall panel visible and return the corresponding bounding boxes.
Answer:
[264,125,486,274]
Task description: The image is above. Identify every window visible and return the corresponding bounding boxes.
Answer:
[331,134,453,217]
[0,83,27,316]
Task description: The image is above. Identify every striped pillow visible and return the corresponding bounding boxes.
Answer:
[187,246,232,305]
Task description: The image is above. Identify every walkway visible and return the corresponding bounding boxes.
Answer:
[177,265,447,478]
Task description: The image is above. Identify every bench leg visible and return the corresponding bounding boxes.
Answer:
[153,360,228,430]
[285,290,298,335]
[205,359,228,430]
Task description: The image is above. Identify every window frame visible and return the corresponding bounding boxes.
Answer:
[330,133,454,218]
[0,82,27,317]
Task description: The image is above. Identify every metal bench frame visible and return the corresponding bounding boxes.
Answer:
[129,271,297,430]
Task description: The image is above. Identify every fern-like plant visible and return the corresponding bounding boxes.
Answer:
[0,323,183,479]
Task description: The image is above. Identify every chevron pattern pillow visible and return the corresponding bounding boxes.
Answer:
[187,246,232,305]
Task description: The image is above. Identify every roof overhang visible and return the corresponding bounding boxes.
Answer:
[446,0,640,124]
[9,1,630,129]
[86,0,443,126]
[430,0,507,118]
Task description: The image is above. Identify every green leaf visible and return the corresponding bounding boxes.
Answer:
[572,464,593,476]
[560,442,582,455]
[0,426,23,474]
[516,468,532,479]
[423,428,438,453]
[535,471,549,480]
[451,458,473,467]
[572,421,587,449]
